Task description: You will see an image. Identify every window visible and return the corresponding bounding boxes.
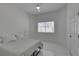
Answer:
[38,21,54,33]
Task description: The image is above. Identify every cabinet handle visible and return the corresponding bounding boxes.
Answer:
[69,34,72,38]
[78,35,79,38]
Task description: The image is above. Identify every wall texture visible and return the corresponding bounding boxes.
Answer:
[29,5,67,47]
[0,4,29,37]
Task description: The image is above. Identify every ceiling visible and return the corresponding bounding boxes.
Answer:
[2,3,66,14]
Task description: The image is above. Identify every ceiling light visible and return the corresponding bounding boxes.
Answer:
[36,3,40,12]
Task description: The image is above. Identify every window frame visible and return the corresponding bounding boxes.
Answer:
[37,21,55,33]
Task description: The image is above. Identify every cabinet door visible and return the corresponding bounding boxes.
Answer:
[67,17,76,56]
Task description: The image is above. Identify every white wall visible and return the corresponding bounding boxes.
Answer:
[29,4,67,47]
[0,4,29,37]
[0,3,68,47]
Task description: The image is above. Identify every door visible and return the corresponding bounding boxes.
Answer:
[66,3,79,56]
[75,11,79,56]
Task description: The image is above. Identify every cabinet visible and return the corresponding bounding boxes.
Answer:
[67,3,79,56]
